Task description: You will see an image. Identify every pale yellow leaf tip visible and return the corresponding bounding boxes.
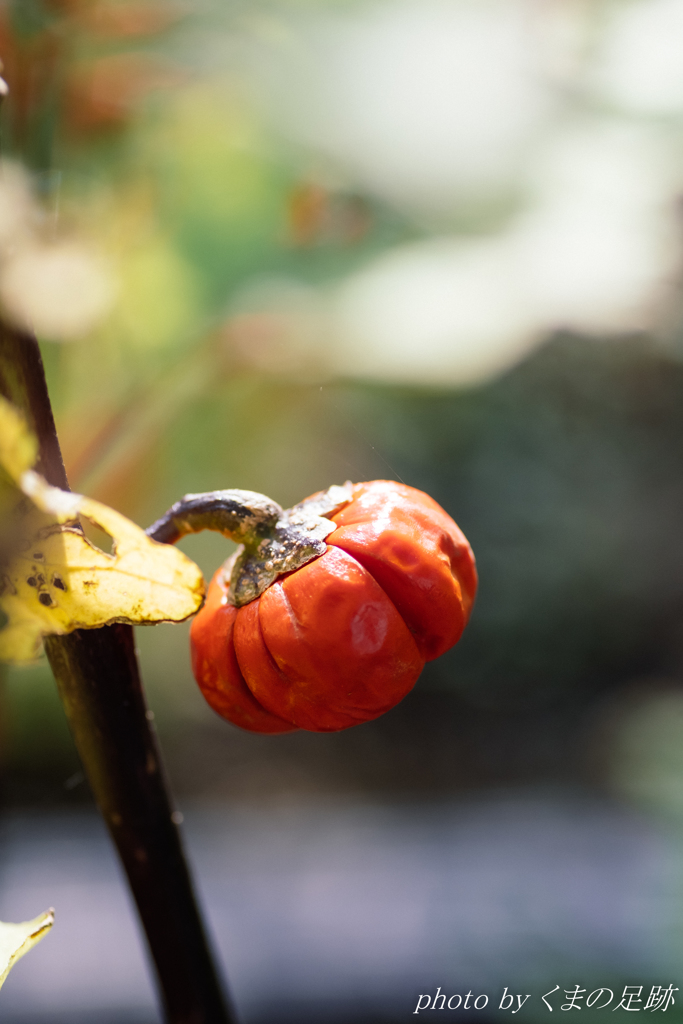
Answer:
[0,908,54,990]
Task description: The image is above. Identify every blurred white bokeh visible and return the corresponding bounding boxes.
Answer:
[512,119,682,333]
[592,0,683,114]
[331,236,539,385]
[255,0,552,220]
[0,241,116,342]
[328,119,683,385]
[0,163,37,249]
[0,161,117,341]
[242,0,683,386]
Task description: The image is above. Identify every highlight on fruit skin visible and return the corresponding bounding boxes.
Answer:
[188,480,477,734]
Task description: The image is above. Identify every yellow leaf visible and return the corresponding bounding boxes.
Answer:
[0,399,205,663]
[0,909,54,990]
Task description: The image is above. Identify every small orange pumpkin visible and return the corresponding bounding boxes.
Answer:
[189,481,476,733]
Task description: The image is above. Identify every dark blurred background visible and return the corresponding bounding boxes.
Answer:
[3,0,683,1021]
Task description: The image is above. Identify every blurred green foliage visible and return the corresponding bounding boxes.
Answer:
[2,0,683,817]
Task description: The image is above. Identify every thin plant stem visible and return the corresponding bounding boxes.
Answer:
[0,323,237,1024]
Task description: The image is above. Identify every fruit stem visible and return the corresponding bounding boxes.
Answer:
[147,485,351,608]
[146,489,282,547]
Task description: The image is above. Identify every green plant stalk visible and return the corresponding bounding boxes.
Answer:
[0,323,237,1024]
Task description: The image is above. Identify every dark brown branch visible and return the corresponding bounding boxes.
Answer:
[0,324,237,1024]
[0,323,69,488]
